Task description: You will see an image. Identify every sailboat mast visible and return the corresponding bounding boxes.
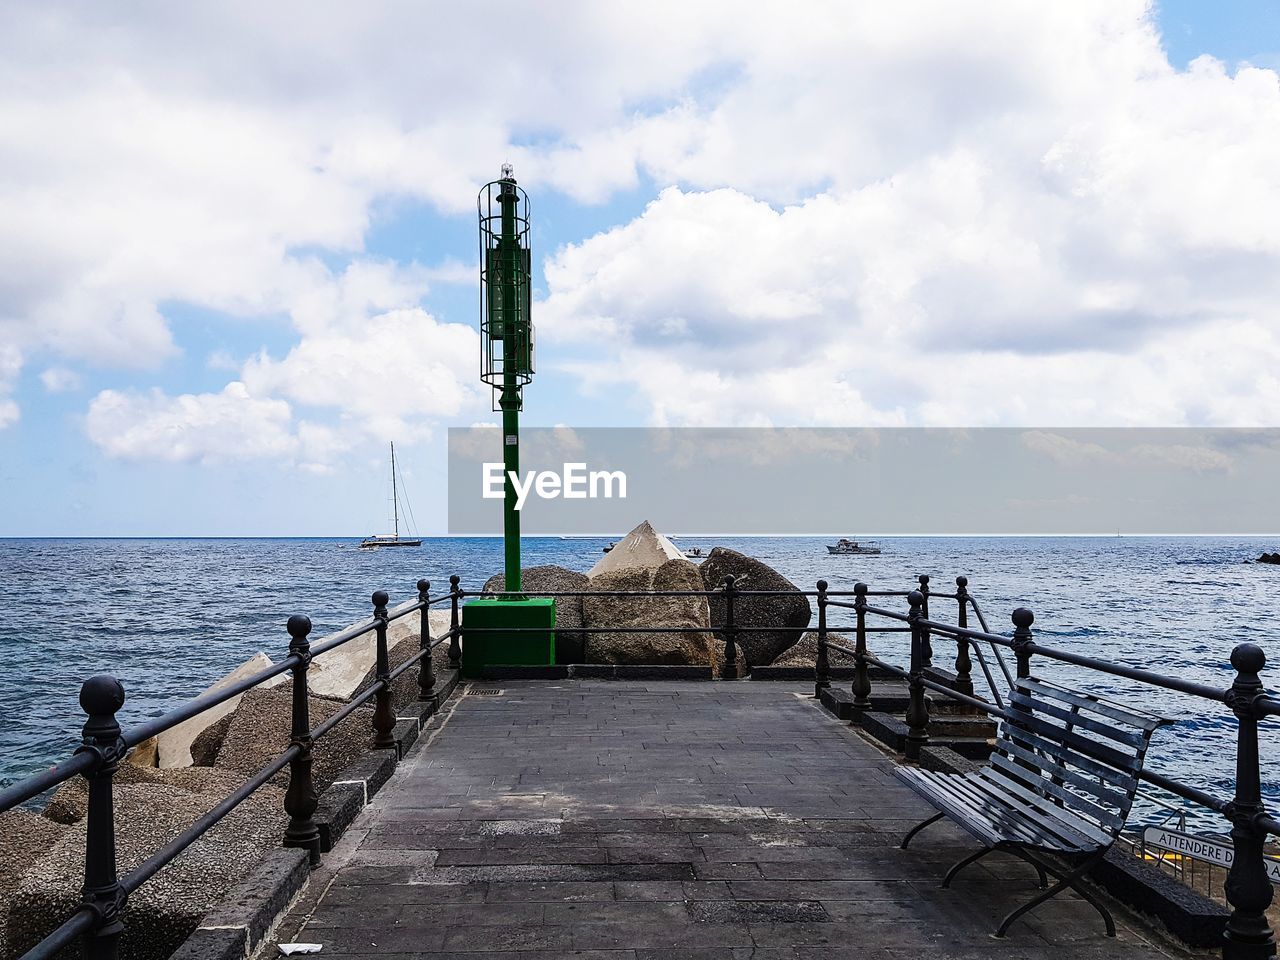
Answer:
[391,442,399,539]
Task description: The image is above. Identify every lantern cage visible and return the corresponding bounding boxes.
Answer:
[478,177,534,411]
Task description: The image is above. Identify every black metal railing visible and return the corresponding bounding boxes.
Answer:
[8,569,1277,959]
[0,578,464,960]
[825,579,1279,960]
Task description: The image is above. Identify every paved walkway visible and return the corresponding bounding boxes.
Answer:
[271,681,1189,959]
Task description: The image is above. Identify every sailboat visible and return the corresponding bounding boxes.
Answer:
[359,442,423,549]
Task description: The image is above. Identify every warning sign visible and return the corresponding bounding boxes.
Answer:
[1142,827,1280,885]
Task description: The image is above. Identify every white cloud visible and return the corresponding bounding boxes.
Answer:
[4,0,1280,440]
[0,345,20,428]
[39,367,81,393]
[86,382,298,464]
[1130,442,1235,473]
[1020,432,1116,465]
[241,308,485,443]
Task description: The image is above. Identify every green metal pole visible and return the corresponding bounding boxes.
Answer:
[498,177,522,597]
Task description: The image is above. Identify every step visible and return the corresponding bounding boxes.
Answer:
[818,681,979,717]
[854,710,996,762]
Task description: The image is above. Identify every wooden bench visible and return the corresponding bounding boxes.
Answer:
[894,676,1169,938]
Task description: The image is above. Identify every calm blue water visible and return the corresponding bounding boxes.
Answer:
[1,536,1277,827]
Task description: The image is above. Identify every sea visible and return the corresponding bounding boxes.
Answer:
[2,535,1277,829]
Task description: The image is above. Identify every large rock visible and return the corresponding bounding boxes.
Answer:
[190,712,234,766]
[351,623,456,714]
[308,605,450,701]
[700,547,812,666]
[43,763,281,827]
[483,565,590,663]
[213,684,374,791]
[583,559,716,666]
[156,652,285,769]
[9,782,281,960]
[588,520,684,578]
[771,631,856,668]
[0,810,68,959]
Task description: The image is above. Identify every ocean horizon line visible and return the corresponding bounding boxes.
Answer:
[3,532,1280,540]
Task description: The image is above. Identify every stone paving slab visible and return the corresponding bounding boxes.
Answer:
[269,681,1191,959]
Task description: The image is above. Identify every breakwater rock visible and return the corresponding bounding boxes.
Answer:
[588,520,682,577]
[11,782,283,960]
[772,630,856,667]
[583,559,716,665]
[701,547,812,665]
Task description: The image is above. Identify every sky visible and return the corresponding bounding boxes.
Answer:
[1,1,1280,536]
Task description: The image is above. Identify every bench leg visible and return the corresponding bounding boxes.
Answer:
[942,846,995,888]
[899,812,945,850]
[1005,846,1049,889]
[993,850,1113,940]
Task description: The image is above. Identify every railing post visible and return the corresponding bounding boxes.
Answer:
[78,675,127,960]
[814,580,830,696]
[721,575,739,680]
[417,579,435,702]
[283,615,321,865]
[372,590,396,750]
[1011,607,1034,680]
[1223,643,1276,959]
[448,575,463,669]
[851,582,871,712]
[953,576,974,698]
[905,590,930,760]
[917,574,933,664]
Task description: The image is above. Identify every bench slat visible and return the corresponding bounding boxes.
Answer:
[899,768,1095,852]
[1008,689,1146,748]
[997,737,1133,810]
[955,771,1105,850]
[975,766,1116,847]
[1002,709,1143,774]
[900,768,1067,849]
[1002,726,1139,792]
[1018,678,1166,732]
[987,753,1126,833]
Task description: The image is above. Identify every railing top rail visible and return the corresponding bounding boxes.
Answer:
[0,750,97,814]
[477,587,960,600]
[126,652,301,748]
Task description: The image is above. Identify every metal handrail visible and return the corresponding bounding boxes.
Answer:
[7,579,462,960]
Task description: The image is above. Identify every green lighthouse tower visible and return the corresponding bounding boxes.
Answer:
[462,165,555,676]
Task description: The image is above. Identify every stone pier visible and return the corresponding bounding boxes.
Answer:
[268,681,1191,959]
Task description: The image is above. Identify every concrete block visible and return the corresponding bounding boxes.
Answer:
[156,653,285,768]
[188,848,309,958]
[314,781,365,852]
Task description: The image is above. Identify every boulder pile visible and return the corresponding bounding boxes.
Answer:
[481,522,818,671]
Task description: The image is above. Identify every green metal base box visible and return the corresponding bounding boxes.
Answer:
[461,598,556,678]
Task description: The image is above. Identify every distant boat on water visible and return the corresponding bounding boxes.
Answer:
[827,538,881,555]
[359,442,422,550]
